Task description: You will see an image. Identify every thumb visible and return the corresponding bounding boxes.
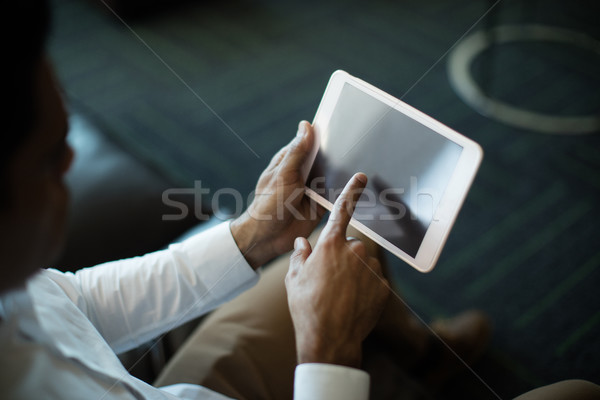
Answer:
[280,121,314,172]
[290,237,312,266]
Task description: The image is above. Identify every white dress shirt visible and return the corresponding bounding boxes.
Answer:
[0,221,369,399]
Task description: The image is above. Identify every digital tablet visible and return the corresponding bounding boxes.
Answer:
[301,70,483,272]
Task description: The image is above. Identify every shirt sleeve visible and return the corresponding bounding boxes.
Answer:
[44,221,259,353]
[293,363,370,400]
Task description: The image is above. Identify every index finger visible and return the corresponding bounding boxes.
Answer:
[322,173,367,237]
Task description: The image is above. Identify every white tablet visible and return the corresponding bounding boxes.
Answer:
[301,70,483,272]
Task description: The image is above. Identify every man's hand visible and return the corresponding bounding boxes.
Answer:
[285,173,390,369]
[231,121,326,269]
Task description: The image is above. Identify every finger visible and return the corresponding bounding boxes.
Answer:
[322,173,367,237]
[279,121,314,173]
[346,238,367,259]
[368,257,384,277]
[290,237,312,268]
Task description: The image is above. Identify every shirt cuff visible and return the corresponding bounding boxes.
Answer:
[294,363,370,400]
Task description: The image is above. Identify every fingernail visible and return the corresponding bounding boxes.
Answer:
[294,237,304,249]
[355,173,367,184]
[296,122,307,138]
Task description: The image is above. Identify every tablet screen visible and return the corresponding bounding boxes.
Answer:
[307,83,463,257]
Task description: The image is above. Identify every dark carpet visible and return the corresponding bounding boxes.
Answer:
[48,0,600,398]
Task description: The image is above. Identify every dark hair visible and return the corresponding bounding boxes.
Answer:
[2,0,50,170]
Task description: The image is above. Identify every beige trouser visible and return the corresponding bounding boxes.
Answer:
[153,228,600,400]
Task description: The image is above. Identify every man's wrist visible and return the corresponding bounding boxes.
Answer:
[296,335,362,368]
[230,213,274,270]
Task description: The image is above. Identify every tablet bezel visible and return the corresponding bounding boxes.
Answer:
[301,70,483,272]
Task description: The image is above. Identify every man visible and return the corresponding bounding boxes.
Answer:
[1,2,599,399]
[0,4,425,398]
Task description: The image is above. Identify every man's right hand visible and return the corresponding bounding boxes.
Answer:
[285,173,390,369]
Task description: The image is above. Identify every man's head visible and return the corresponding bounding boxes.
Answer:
[2,1,50,173]
[0,1,74,293]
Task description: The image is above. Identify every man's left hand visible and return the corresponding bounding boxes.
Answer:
[230,121,326,269]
